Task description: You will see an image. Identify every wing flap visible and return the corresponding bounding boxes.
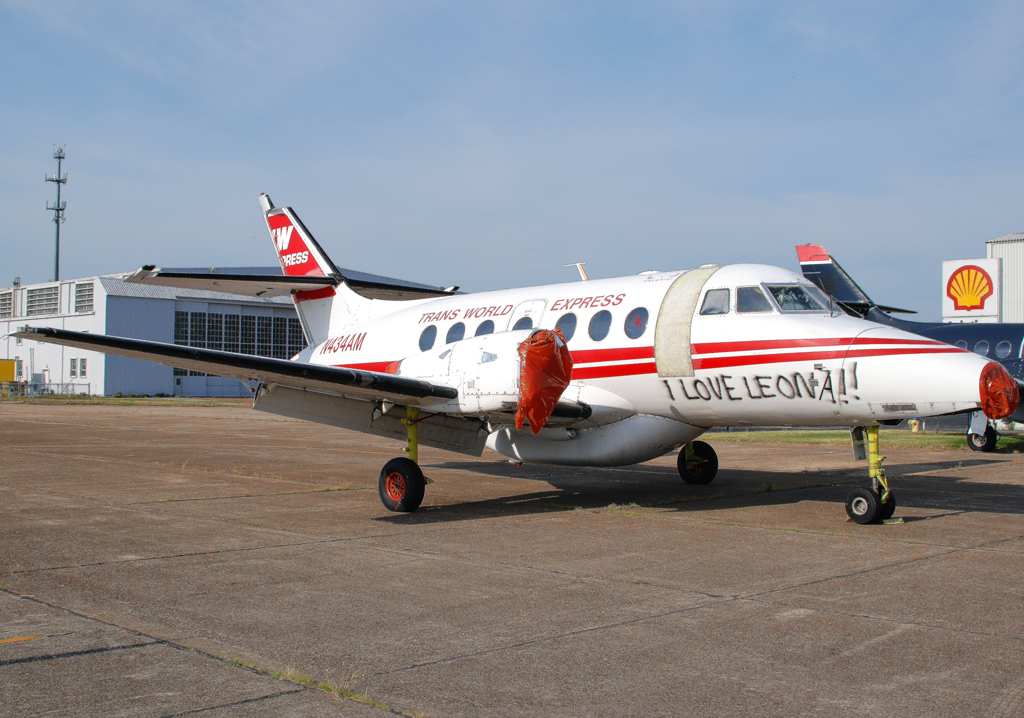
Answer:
[12,327,456,405]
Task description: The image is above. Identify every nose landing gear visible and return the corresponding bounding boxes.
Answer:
[846,425,896,524]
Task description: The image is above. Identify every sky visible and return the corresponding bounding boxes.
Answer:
[2,1,1023,320]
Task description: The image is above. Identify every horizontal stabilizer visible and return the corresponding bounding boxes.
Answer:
[126,266,336,298]
[12,326,457,406]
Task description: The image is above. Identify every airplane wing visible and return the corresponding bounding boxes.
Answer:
[12,326,456,405]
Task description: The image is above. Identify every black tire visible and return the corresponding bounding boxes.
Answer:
[846,487,881,524]
[878,491,897,521]
[378,457,425,512]
[678,441,718,485]
[967,426,997,452]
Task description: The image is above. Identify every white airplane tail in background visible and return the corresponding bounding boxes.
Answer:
[260,193,370,346]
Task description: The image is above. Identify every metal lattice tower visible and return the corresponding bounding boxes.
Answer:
[45,147,67,281]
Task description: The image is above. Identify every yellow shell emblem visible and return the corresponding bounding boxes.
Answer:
[947,265,993,311]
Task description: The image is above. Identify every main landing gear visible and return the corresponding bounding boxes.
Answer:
[378,407,428,513]
[678,440,718,485]
[845,425,896,524]
[967,426,998,452]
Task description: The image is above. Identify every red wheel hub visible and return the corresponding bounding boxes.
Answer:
[385,472,406,502]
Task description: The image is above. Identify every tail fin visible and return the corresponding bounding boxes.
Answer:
[796,244,916,316]
[261,194,366,346]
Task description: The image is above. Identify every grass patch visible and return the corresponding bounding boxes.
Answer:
[708,429,1024,452]
[0,395,247,407]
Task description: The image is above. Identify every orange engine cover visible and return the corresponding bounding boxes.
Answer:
[516,329,573,435]
[980,361,1020,420]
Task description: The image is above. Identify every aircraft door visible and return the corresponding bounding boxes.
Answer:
[654,266,721,377]
[507,300,547,332]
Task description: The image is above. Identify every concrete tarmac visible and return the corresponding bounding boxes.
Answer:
[2,402,1023,717]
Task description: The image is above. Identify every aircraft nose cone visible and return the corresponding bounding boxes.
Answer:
[980,362,1020,419]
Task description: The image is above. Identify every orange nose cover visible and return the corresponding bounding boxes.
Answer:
[980,362,1020,419]
[516,329,574,435]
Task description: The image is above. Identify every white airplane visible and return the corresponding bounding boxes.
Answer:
[15,195,1020,524]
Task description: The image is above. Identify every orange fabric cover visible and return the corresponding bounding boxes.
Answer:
[516,329,574,435]
[980,361,1020,419]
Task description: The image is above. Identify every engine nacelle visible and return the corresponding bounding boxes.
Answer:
[392,330,535,415]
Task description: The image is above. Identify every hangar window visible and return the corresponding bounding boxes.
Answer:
[512,317,533,331]
[173,311,189,376]
[419,325,437,351]
[272,317,289,359]
[766,285,824,312]
[700,289,729,315]
[240,316,257,355]
[287,318,306,356]
[475,320,495,336]
[589,310,612,341]
[954,340,968,350]
[207,314,224,351]
[996,341,1013,359]
[974,340,990,356]
[736,286,773,313]
[223,316,240,353]
[624,307,649,339]
[446,322,466,344]
[257,316,273,357]
[79,358,87,378]
[69,358,77,377]
[0,291,11,318]
[555,313,577,341]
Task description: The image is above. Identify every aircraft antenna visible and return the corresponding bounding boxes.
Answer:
[564,262,589,281]
[45,146,68,281]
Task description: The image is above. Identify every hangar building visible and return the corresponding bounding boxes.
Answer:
[988,233,1024,322]
[0,269,303,397]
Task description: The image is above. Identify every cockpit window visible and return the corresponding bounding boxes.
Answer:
[700,289,730,315]
[736,286,773,313]
[766,285,826,312]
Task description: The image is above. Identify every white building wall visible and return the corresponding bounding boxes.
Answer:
[0,278,107,395]
[988,234,1024,323]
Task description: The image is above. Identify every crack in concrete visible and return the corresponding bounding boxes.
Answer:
[0,640,156,667]
[158,689,306,717]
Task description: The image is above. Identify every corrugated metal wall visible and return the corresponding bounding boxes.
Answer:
[105,297,176,395]
[989,236,1024,323]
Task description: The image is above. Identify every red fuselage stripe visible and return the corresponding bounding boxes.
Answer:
[691,336,944,354]
[295,287,337,302]
[572,362,659,380]
[336,361,393,373]
[570,346,655,364]
[692,345,962,371]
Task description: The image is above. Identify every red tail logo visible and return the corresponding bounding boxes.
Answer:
[272,226,293,252]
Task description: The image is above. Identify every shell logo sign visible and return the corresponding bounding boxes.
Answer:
[946,265,993,311]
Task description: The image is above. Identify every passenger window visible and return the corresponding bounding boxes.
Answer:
[419,325,437,352]
[475,320,494,336]
[974,340,990,356]
[589,310,612,341]
[555,313,577,341]
[624,308,649,339]
[512,317,533,331]
[954,340,968,350]
[446,322,465,344]
[766,285,825,312]
[996,341,1012,359]
[700,289,730,315]
[736,286,773,313]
